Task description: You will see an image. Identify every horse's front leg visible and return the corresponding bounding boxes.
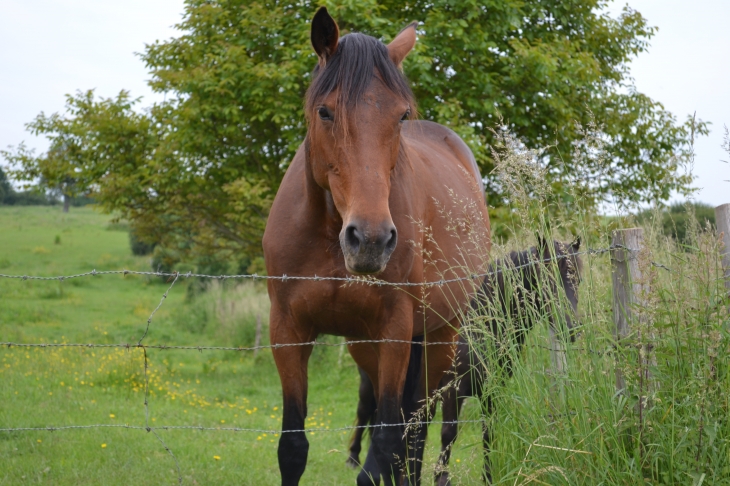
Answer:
[350,329,413,485]
[372,338,413,486]
[347,367,377,469]
[270,307,315,486]
[435,381,467,486]
[404,322,459,486]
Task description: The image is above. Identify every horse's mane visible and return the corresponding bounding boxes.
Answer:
[305,33,415,119]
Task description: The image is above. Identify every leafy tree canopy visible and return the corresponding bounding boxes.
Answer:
[3,0,706,267]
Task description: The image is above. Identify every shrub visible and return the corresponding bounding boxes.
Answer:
[129,229,156,256]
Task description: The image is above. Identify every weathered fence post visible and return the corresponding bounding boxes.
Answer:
[549,326,567,375]
[715,203,730,298]
[254,314,262,358]
[611,228,650,407]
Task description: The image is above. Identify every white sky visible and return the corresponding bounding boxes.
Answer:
[1,0,728,207]
[606,0,730,207]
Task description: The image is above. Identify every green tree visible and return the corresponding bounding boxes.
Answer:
[3,0,706,264]
[0,166,13,203]
[2,91,155,213]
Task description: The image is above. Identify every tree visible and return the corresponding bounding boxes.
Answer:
[0,166,12,203]
[2,91,155,213]
[3,0,706,264]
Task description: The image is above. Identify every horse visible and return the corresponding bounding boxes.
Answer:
[346,238,583,485]
[262,7,491,486]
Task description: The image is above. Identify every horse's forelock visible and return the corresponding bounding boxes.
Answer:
[305,33,415,122]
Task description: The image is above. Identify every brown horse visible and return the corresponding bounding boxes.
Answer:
[347,238,583,485]
[262,7,490,486]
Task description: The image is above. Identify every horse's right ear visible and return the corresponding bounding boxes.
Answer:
[311,7,339,67]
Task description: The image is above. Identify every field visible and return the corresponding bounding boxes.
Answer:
[0,206,485,485]
[2,204,730,485]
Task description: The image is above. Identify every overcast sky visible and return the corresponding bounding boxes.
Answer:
[1,0,728,207]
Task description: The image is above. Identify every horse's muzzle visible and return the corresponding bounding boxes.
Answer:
[340,220,397,275]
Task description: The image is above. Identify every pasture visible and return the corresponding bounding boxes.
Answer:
[0,206,484,484]
[1,204,729,485]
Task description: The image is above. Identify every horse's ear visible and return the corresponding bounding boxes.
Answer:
[535,233,550,259]
[571,235,581,252]
[311,7,339,67]
[535,233,547,254]
[387,22,418,68]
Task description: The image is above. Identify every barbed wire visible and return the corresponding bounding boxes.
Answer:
[0,242,672,484]
[0,245,647,286]
[0,339,465,351]
[0,419,482,435]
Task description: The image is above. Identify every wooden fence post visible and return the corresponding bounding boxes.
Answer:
[611,228,650,408]
[549,326,567,375]
[715,203,730,298]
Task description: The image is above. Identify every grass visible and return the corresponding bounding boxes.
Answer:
[2,202,730,485]
[0,206,484,485]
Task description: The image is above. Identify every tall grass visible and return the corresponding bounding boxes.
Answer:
[419,125,730,485]
[175,281,270,348]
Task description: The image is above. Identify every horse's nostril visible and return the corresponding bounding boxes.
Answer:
[386,228,397,253]
[345,224,361,254]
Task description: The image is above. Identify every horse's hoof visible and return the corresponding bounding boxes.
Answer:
[357,469,380,486]
[345,455,361,469]
[435,472,451,486]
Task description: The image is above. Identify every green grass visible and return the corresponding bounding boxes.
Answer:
[2,205,730,485]
[0,206,485,485]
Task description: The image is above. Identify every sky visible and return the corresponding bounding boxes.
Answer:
[1,0,728,207]
[606,0,730,207]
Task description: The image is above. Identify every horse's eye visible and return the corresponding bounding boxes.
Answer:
[401,109,411,122]
[318,106,332,121]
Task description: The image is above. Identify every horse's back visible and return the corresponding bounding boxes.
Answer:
[403,120,484,195]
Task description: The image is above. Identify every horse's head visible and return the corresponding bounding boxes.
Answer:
[536,237,583,340]
[305,7,417,275]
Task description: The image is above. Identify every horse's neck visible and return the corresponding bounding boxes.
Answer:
[303,145,343,240]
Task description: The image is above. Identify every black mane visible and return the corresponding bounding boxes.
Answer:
[305,33,415,116]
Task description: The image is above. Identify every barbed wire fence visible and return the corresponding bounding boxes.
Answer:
[0,243,663,484]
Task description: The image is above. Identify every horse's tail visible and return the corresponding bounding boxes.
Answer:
[401,334,425,419]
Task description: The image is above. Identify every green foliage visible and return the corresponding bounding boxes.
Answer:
[129,228,157,256]
[1,91,152,207]
[2,0,707,264]
[0,166,56,206]
[150,245,181,278]
[637,202,716,246]
[0,166,12,201]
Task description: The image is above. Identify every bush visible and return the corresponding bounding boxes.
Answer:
[129,229,156,256]
[2,189,55,206]
[637,202,716,246]
[149,246,180,280]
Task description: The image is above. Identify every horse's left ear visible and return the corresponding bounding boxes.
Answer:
[535,232,547,253]
[311,7,339,67]
[535,233,550,258]
[388,22,418,68]
[571,236,581,252]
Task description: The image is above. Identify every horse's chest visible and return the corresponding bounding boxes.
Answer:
[288,282,395,337]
